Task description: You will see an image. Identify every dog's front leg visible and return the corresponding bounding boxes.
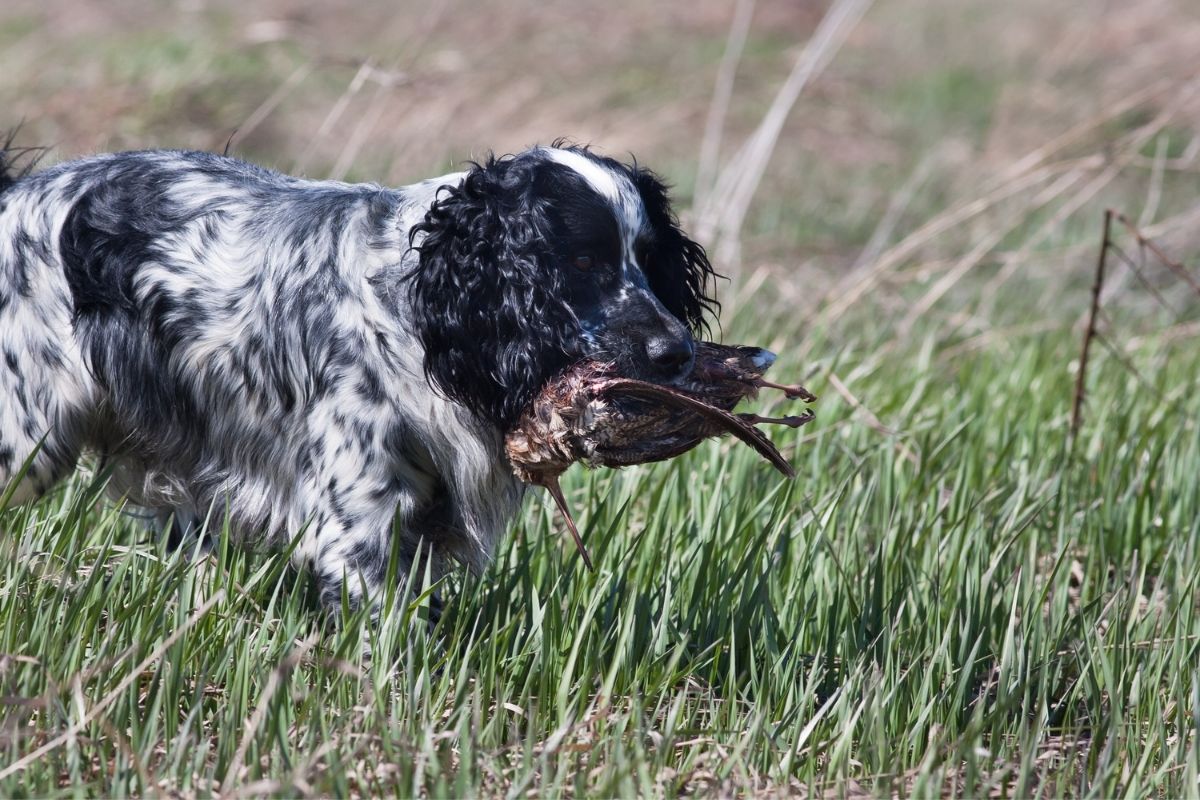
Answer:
[299,454,449,636]
[292,395,464,645]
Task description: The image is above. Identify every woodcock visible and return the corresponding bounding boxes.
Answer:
[505,342,816,568]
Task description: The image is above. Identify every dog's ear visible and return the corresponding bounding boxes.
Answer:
[406,156,580,429]
[631,168,720,334]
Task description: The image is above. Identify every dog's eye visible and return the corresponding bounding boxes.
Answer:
[572,255,595,272]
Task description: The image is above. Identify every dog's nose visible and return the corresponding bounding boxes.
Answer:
[646,336,695,379]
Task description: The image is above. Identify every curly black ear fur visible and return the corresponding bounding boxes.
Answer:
[406,155,582,429]
[631,167,720,334]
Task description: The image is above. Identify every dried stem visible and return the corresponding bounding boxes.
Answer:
[1107,240,1177,318]
[228,63,313,153]
[826,372,895,437]
[1113,212,1200,298]
[694,0,755,210]
[695,0,873,263]
[222,635,318,795]
[1070,209,1112,438]
[0,590,226,780]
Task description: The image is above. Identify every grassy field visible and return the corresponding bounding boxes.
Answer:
[3,0,1200,796]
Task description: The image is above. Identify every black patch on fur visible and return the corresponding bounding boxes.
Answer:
[59,163,183,316]
[57,159,209,464]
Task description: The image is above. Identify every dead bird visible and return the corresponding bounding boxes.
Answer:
[505,341,815,568]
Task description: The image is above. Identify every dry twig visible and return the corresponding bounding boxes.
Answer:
[1071,209,1199,438]
[1113,212,1200,298]
[1070,210,1112,438]
[694,0,755,211]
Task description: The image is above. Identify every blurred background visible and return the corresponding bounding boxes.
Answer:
[5,0,1199,335]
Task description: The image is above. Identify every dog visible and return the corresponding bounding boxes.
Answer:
[0,142,717,620]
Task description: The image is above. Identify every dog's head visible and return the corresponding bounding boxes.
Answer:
[408,144,719,429]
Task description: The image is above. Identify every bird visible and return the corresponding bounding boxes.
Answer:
[505,341,815,568]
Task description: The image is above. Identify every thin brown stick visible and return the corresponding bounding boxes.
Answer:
[1070,210,1112,438]
[1107,241,1177,318]
[1113,212,1200,298]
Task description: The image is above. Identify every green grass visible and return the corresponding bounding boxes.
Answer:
[4,0,1200,795]
[2,294,1198,796]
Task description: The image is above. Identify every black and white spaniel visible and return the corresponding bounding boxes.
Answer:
[0,143,717,618]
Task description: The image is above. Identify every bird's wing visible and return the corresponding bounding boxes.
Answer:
[598,378,796,478]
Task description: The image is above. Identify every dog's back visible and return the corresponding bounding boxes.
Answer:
[0,150,411,519]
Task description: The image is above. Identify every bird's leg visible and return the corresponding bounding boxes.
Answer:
[739,409,816,428]
[751,378,817,403]
[539,475,594,571]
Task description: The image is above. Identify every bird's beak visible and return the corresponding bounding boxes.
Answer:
[749,348,777,370]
